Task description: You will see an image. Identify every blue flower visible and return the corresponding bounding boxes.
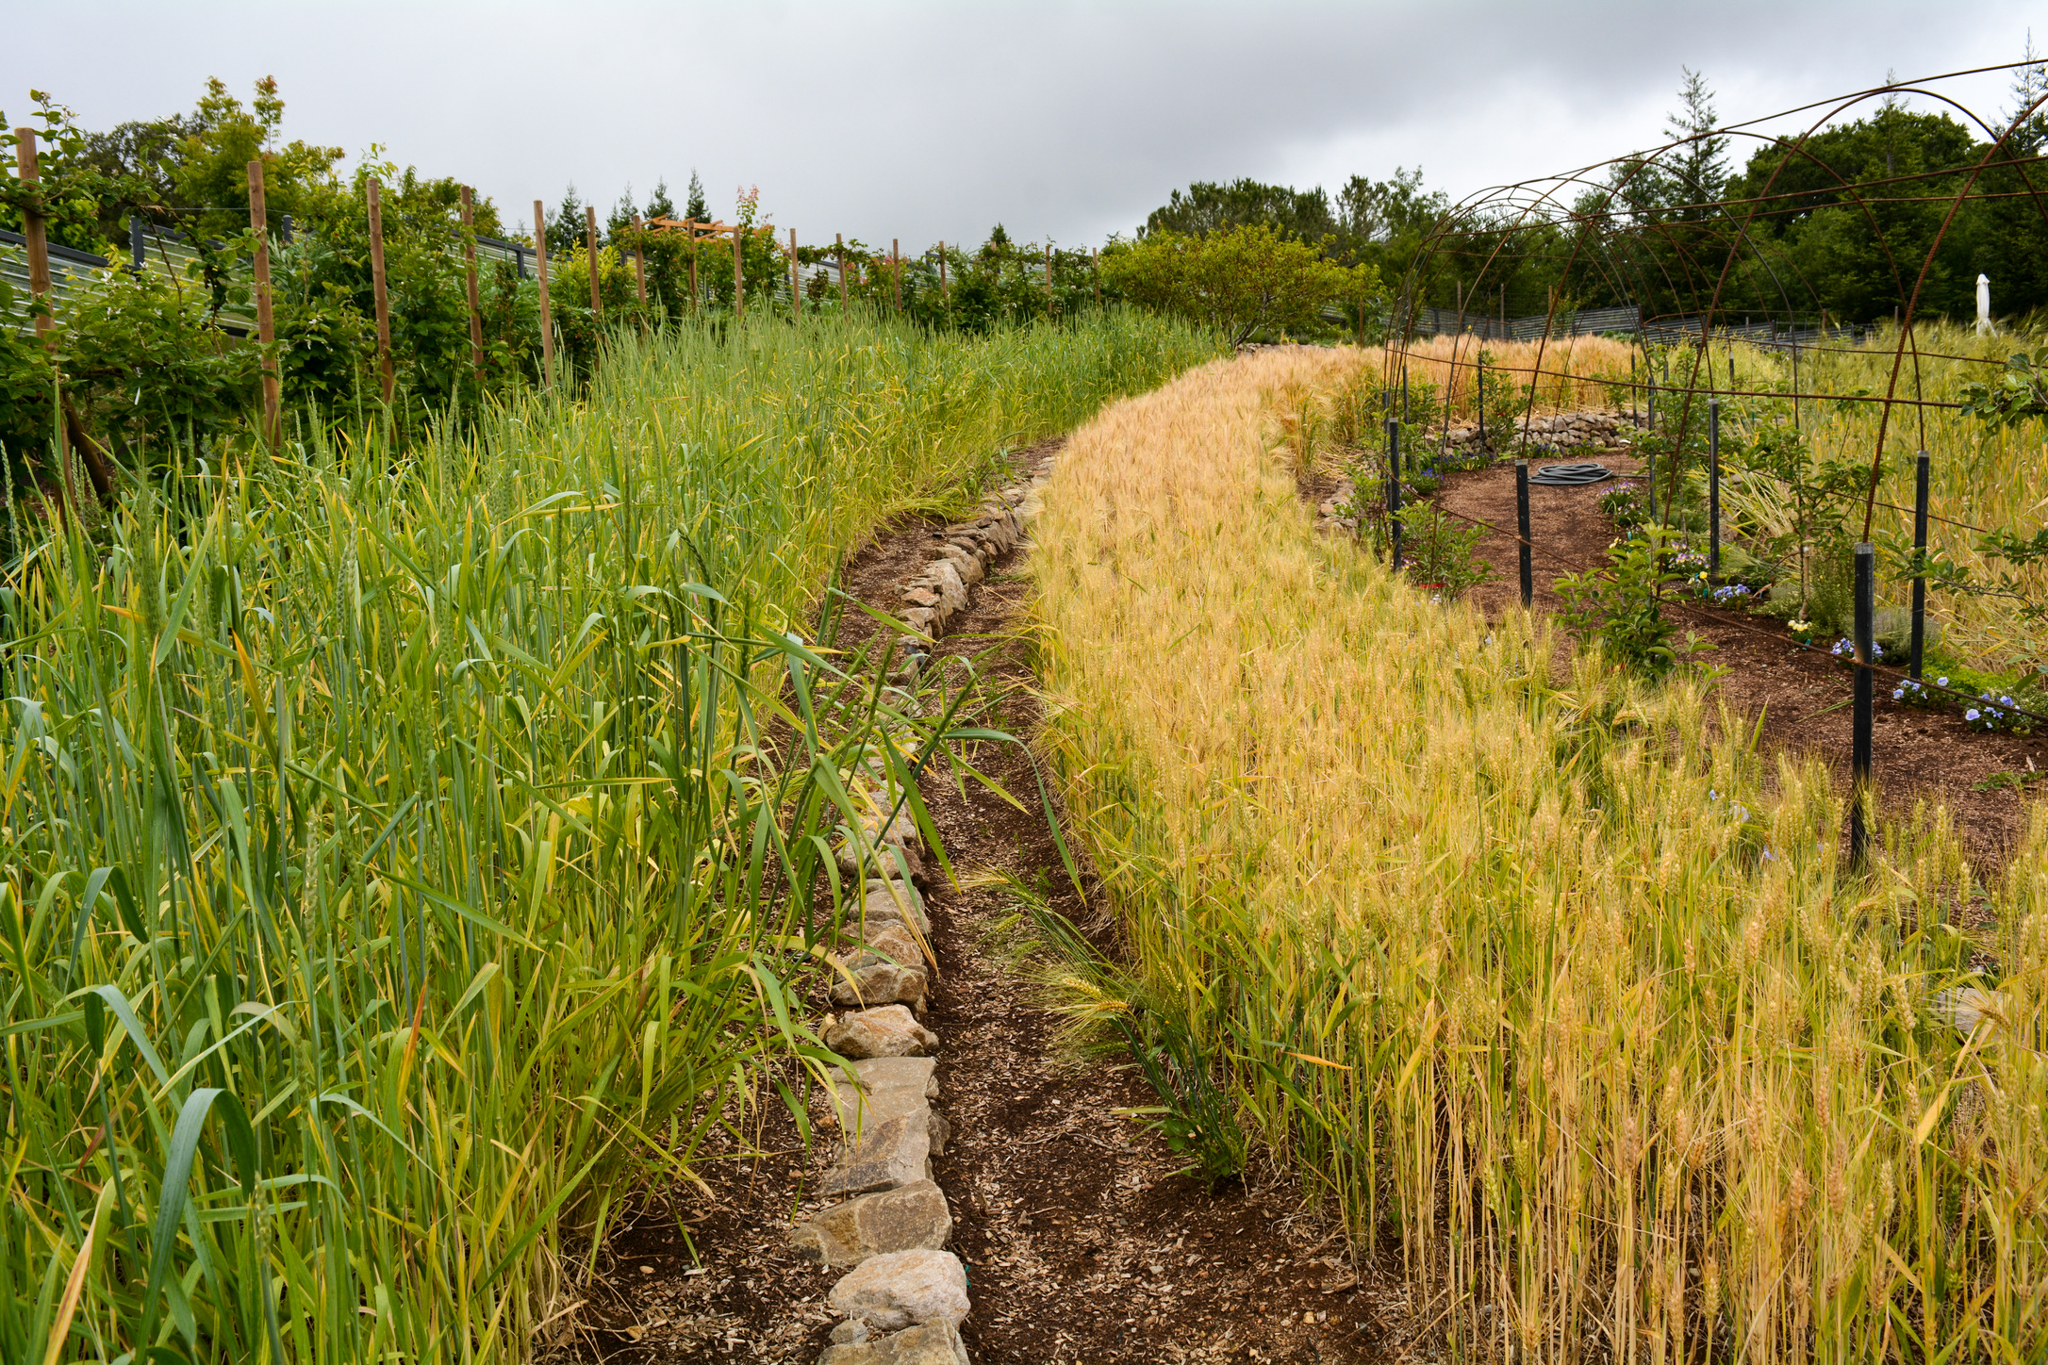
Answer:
[1966,708,1981,721]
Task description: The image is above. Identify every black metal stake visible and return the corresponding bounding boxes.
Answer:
[1911,450,1929,679]
[1850,542,1875,870]
[1516,459,1533,606]
[1645,378,1659,525]
[1476,357,1486,459]
[1708,399,1721,579]
[128,215,146,274]
[1387,416,1402,570]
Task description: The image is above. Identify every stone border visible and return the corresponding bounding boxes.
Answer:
[784,448,1057,1365]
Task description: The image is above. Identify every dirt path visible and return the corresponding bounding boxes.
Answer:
[1436,455,2048,870]
[566,444,1415,1364]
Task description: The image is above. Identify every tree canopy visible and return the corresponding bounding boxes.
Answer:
[1139,59,2048,329]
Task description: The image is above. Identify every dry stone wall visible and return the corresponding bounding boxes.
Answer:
[1440,409,1638,451]
[785,448,1056,1365]
[1314,408,1635,536]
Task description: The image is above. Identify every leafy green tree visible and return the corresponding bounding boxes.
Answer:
[1333,168,1450,324]
[77,113,204,237]
[1103,224,1380,345]
[1,93,132,254]
[646,178,677,220]
[1724,107,1979,320]
[169,77,343,238]
[684,171,708,222]
[55,269,261,456]
[0,311,55,470]
[1334,169,1445,253]
[900,226,1099,332]
[1144,178,1337,244]
[1966,49,2048,317]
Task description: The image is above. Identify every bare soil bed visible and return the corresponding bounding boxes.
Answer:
[565,444,1415,1363]
[1435,454,2048,871]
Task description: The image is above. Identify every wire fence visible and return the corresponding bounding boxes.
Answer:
[3,215,541,338]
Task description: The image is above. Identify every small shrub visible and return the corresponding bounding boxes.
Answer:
[1556,528,1683,676]
[1397,501,1495,599]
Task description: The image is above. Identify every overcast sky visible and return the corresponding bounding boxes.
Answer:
[6,1,2041,248]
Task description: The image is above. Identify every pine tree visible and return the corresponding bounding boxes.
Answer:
[1665,67,1729,217]
[548,183,584,256]
[2007,32,2048,154]
[646,178,677,221]
[608,185,636,238]
[685,170,708,223]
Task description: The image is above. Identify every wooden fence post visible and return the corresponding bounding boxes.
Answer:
[733,227,744,321]
[836,234,848,310]
[1044,244,1052,288]
[247,160,281,444]
[533,199,555,389]
[461,186,485,384]
[14,129,53,342]
[631,214,648,304]
[367,178,395,403]
[789,227,800,317]
[585,205,602,316]
[689,240,699,314]
[14,125,73,508]
[891,238,902,311]
[14,128,118,505]
[1093,247,1100,306]
[938,241,948,300]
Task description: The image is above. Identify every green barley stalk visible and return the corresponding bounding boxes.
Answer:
[0,306,1223,1363]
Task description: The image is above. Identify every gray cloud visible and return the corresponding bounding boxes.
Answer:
[7,1,2039,247]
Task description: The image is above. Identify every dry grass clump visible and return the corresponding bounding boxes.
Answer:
[1034,346,2048,1361]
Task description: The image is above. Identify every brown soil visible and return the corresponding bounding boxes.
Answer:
[568,444,1415,1363]
[1434,455,2048,871]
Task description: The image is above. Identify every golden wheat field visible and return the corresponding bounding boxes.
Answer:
[1034,346,2048,1363]
[1377,334,1639,417]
